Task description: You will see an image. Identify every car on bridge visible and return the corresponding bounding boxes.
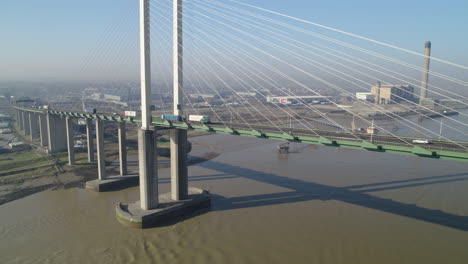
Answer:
[412,139,432,144]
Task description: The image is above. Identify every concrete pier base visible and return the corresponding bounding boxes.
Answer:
[138,129,159,210]
[86,175,139,192]
[116,187,211,228]
[170,129,188,200]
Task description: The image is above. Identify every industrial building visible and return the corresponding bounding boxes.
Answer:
[356,92,375,101]
[266,95,331,105]
[370,82,415,104]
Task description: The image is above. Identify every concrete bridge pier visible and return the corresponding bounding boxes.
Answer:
[118,122,127,176]
[46,114,67,153]
[19,111,23,131]
[18,110,24,131]
[117,127,210,228]
[138,129,158,210]
[170,129,188,200]
[86,119,138,192]
[23,111,30,136]
[96,120,106,180]
[86,118,94,162]
[38,114,48,147]
[29,113,40,141]
[66,117,75,166]
[16,110,20,129]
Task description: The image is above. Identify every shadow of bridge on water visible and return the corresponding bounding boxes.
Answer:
[187,160,468,231]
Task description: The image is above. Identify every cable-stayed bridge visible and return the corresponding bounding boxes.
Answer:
[10,0,468,227]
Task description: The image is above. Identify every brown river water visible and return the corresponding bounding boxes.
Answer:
[1,134,468,263]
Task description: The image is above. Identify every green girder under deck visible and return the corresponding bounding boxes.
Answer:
[15,107,468,163]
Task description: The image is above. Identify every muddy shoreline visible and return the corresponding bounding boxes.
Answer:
[0,139,219,207]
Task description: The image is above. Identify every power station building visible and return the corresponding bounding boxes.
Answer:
[370,82,415,104]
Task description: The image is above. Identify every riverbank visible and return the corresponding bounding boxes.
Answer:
[0,131,220,206]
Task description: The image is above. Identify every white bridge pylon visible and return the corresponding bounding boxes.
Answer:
[138,0,188,210]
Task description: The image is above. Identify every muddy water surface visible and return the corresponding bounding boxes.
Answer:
[1,134,468,263]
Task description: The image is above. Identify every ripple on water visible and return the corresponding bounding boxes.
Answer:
[1,134,468,263]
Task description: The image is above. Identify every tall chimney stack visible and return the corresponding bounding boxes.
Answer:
[419,41,431,105]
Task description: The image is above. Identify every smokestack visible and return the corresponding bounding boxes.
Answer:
[419,41,431,105]
[375,81,381,104]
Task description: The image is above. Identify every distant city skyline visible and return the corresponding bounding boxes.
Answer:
[1,0,467,82]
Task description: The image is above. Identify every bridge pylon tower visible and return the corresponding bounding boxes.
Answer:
[115,0,211,228]
[170,0,189,201]
[138,0,158,210]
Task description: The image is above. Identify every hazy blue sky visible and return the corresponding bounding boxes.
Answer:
[1,0,467,81]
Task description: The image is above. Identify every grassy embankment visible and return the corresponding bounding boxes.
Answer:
[1,118,213,187]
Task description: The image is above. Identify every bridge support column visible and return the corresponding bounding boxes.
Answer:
[138,129,158,210]
[55,117,67,151]
[16,110,20,129]
[96,120,106,180]
[170,129,188,200]
[38,114,48,147]
[66,117,75,166]
[29,113,40,141]
[86,118,95,162]
[46,114,55,152]
[47,114,67,153]
[85,120,138,192]
[23,111,30,135]
[18,110,24,131]
[118,122,127,176]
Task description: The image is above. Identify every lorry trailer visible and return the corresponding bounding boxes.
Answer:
[124,111,138,117]
[161,114,183,122]
[188,115,210,123]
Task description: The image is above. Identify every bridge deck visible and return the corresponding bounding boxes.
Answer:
[15,107,468,162]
